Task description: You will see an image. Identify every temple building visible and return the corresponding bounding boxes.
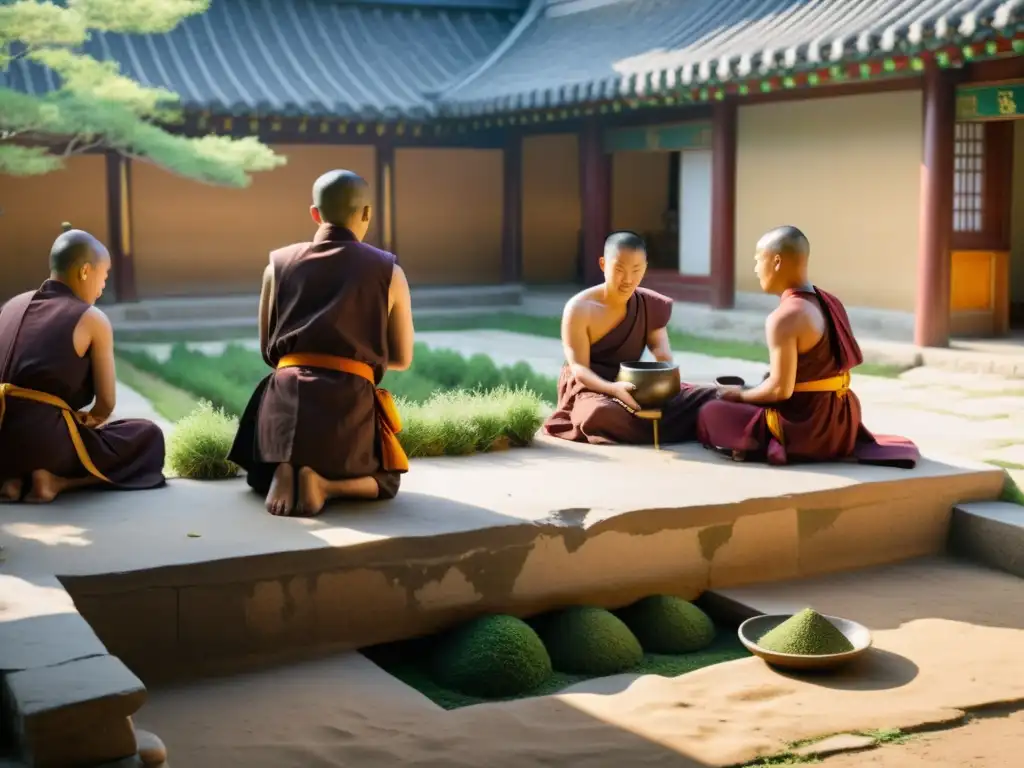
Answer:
[1,0,1022,347]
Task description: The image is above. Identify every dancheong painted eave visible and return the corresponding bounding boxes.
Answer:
[438,0,1024,117]
[2,0,519,120]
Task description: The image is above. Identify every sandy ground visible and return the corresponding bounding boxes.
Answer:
[820,710,1024,767]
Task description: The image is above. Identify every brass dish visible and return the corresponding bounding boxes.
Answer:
[616,361,681,408]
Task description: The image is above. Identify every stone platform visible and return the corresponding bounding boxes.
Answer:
[0,439,1006,765]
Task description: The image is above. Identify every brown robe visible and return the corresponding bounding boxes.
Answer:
[0,280,166,491]
[227,224,403,499]
[543,287,717,445]
[696,287,919,468]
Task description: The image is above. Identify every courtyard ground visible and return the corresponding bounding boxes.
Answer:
[809,709,1023,767]
[118,328,1024,474]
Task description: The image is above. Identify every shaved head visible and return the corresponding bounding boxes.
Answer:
[604,230,646,259]
[312,170,371,227]
[756,226,810,261]
[49,229,109,276]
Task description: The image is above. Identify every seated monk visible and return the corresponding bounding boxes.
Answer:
[0,230,166,503]
[543,231,717,445]
[228,169,415,516]
[697,226,919,468]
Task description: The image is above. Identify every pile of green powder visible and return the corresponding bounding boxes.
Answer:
[756,608,855,655]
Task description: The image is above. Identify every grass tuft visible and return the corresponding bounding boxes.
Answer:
[165,401,240,480]
[395,387,547,458]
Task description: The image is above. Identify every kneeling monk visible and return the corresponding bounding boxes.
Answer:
[697,226,918,468]
[543,231,717,445]
[0,230,165,502]
[228,170,414,516]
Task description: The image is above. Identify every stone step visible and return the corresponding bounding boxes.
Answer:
[106,285,524,324]
[948,501,1024,579]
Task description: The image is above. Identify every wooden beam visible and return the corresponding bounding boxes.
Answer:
[914,65,957,348]
[501,132,523,283]
[709,99,737,309]
[375,141,397,255]
[578,119,611,286]
[104,151,137,303]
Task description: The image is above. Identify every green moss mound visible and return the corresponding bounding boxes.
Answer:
[532,606,643,675]
[429,615,552,698]
[756,608,855,655]
[615,595,716,654]
[165,401,240,480]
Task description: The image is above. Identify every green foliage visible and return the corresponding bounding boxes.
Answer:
[364,612,750,710]
[531,606,643,676]
[616,595,717,654]
[165,400,239,480]
[429,615,553,698]
[120,342,553,470]
[0,0,284,185]
[398,388,546,457]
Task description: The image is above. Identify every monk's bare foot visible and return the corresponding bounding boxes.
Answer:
[296,467,328,517]
[731,450,747,462]
[265,464,295,517]
[25,470,62,504]
[0,478,22,503]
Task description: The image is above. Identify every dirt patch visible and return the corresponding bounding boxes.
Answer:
[818,710,1024,767]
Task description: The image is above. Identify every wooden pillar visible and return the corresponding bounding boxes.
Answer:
[105,151,137,302]
[501,132,523,283]
[376,142,397,255]
[709,99,738,309]
[915,64,957,347]
[579,118,611,286]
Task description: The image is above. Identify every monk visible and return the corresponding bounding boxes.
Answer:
[0,229,166,503]
[544,231,717,445]
[227,170,415,516]
[697,226,919,468]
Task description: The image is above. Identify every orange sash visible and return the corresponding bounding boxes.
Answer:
[765,372,852,446]
[276,353,409,472]
[0,383,112,482]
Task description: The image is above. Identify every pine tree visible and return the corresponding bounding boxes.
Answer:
[0,0,285,186]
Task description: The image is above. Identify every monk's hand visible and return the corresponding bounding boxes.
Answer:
[718,387,744,403]
[609,381,642,413]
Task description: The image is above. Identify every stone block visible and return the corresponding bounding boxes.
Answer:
[0,575,107,672]
[4,655,145,767]
[950,502,1024,579]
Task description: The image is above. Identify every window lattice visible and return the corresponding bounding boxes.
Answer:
[953,122,985,233]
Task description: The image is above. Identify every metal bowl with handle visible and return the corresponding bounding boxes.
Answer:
[617,361,681,409]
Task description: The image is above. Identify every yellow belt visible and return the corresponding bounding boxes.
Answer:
[0,383,111,482]
[276,353,409,472]
[765,372,851,446]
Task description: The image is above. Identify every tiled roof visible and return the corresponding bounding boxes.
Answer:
[440,0,1024,115]
[4,0,518,119]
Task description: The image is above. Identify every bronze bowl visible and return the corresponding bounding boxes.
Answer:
[738,614,873,671]
[715,375,747,388]
[616,361,681,408]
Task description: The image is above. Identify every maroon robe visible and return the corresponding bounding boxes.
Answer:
[227,224,402,499]
[696,287,919,468]
[543,287,717,445]
[0,280,166,492]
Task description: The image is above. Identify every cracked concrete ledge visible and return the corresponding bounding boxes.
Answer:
[0,575,144,767]
[1,440,1004,687]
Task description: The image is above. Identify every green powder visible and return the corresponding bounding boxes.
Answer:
[756,608,854,655]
